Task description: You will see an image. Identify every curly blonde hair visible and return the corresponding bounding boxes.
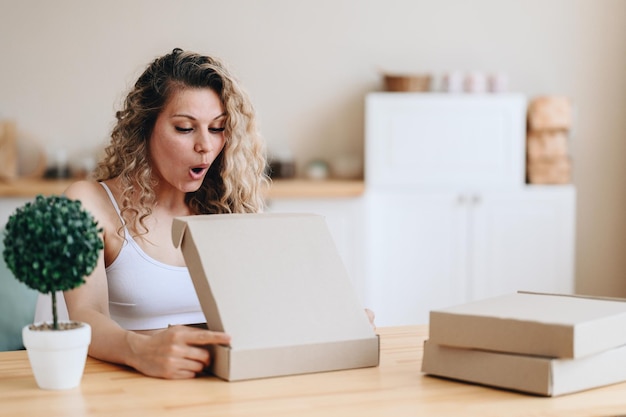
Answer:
[95,48,269,234]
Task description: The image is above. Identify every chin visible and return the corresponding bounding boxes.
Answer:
[182,185,202,194]
[185,180,205,193]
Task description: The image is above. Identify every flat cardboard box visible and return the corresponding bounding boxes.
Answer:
[422,339,626,397]
[429,292,626,358]
[172,213,379,381]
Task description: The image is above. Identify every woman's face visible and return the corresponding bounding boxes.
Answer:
[149,87,226,194]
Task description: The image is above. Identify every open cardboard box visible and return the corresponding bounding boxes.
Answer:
[172,213,379,381]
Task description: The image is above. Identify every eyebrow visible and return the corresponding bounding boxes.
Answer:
[171,112,227,122]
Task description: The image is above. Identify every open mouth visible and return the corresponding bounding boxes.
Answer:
[189,166,208,180]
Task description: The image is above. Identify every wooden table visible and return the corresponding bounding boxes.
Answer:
[2,325,626,417]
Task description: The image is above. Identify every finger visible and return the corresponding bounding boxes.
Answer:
[365,308,376,329]
[184,345,211,366]
[169,370,197,380]
[167,360,205,379]
[183,328,232,346]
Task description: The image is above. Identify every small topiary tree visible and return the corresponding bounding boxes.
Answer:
[2,194,103,330]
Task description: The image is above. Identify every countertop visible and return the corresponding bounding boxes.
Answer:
[4,325,626,417]
[0,178,365,199]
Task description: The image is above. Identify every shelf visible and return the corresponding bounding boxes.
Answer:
[268,179,365,198]
[0,178,365,199]
[0,178,74,198]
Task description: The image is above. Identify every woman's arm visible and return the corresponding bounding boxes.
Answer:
[62,181,230,379]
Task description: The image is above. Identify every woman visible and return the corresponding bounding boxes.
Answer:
[63,48,269,379]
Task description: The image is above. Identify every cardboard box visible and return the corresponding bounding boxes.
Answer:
[527,158,571,184]
[528,96,573,131]
[429,292,626,358]
[422,339,626,396]
[526,130,569,161]
[172,213,379,381]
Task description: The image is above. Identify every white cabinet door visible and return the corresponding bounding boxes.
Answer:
[363,191,470,326]
[364,186,576,326]
[365,93,527,188]
[470,186,576,300]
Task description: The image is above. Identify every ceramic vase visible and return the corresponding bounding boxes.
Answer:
[22,322,91,390]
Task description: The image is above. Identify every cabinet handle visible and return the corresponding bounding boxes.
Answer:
[457,194,482,205]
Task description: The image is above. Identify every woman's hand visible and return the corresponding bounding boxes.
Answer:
[127,325,231,379]
[365,308,376,329]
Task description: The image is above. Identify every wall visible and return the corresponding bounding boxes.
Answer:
[1,0,626,297]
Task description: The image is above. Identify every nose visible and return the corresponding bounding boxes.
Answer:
[194,132,211,154]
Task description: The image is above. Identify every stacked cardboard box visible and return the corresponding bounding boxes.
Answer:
[526,97,573,184]
[421,292,626,396]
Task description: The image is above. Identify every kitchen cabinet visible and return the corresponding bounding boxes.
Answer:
[470,187,575,300]
[363,186,575,326]
[364,92,576,326]
[366,93,527,188]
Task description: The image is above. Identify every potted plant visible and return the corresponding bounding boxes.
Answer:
[2,194,103,390]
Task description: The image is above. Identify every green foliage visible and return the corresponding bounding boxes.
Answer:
[2,195,103,297]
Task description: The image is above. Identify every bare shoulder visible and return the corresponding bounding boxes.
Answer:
[63,180,114,224]
[64,180,106,206]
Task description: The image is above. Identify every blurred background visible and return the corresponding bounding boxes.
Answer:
[1,0,625,299]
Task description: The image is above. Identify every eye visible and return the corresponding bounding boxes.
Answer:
[209,127,226,134]
[175,126,193,133]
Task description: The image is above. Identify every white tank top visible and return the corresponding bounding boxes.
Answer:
[100,182,206,330]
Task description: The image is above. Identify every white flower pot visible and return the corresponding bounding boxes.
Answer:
[22,322,91,390]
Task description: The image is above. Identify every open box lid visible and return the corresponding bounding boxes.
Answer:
[172,213,376,351]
